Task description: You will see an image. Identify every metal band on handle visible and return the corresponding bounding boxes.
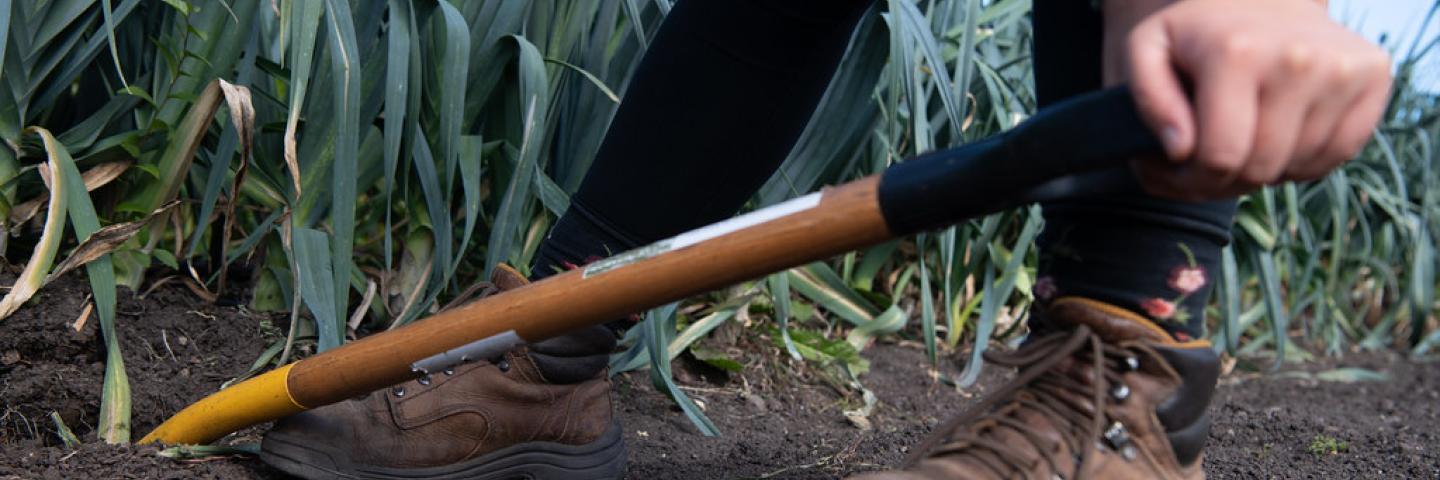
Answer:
[410,330,525,375]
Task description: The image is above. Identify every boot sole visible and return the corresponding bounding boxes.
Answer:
[260,421,626,480]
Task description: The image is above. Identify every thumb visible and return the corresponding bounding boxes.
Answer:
[1126,19,1195,163]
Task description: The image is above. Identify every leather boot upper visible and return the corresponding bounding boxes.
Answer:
[263,265,616,469]
[852,297,1219,480]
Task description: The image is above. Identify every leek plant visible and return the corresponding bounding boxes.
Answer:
[0,0,1434,441]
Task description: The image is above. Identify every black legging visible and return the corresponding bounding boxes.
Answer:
[532,0,1234,343]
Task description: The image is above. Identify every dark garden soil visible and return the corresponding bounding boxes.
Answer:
[2,276,1437,479]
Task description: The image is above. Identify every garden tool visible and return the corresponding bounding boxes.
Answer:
[140,85,1161,445]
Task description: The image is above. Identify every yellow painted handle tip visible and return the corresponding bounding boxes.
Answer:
[140,363,305,445]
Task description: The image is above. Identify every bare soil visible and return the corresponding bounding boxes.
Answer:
[2,277,1437,479]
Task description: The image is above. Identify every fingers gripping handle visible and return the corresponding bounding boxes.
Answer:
[877,86,1163,236]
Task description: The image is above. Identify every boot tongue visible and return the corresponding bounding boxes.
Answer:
[490,264,530,291]
[1044,297,1179,345]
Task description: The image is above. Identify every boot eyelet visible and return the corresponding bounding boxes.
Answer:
[1103,421,1136,460]
[497,359,511,372]
[1104,421,1127,440]
[1110,384,1131,401]
[1122,356,1140,371]
[417,375,432,386]
[392,386,406,397]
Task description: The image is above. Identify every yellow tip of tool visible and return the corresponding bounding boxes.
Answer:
[140,363,305,445]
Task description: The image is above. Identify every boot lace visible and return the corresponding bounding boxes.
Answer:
[437,281,501,312]
[904,325,1152,479]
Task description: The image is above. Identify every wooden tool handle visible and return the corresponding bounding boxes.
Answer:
[288,85,1160,405]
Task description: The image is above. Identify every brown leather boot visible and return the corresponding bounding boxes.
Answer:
[851,297,1219,480]
[260,266,625,480]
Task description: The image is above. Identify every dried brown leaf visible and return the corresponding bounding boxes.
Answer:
[215,79,255,297]
[8,160,131,227]
[44,200,181,285]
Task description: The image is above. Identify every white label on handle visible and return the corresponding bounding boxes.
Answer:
[582,192,822,278]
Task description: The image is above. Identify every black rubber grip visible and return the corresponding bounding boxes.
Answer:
[877,86,1163,236]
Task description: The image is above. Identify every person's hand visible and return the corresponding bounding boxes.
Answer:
[1107,0,1393,201]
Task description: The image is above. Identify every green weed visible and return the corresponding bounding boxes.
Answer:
[1307,434,1350,456]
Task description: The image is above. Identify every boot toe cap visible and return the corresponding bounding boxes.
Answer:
[261,402,362,476]
[268,402,358,443]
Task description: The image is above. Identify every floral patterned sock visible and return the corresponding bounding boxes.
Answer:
[1032,206,1233,342]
